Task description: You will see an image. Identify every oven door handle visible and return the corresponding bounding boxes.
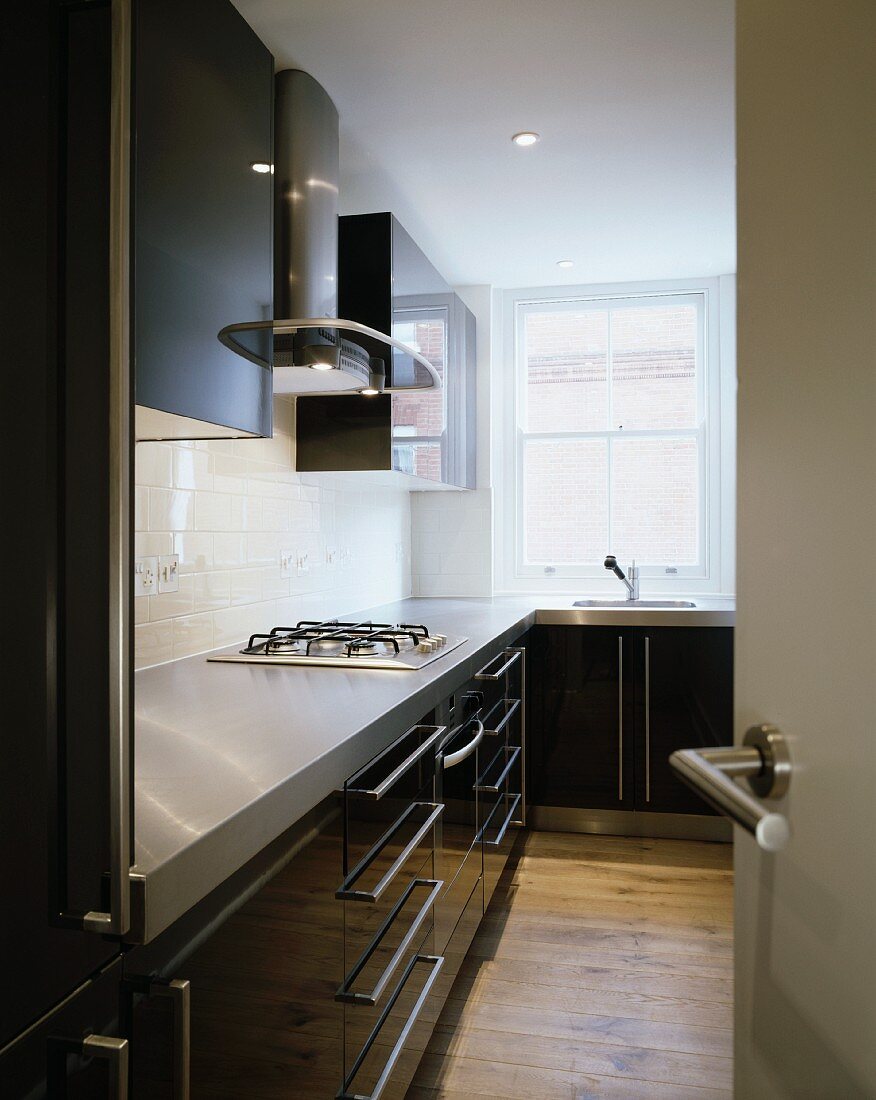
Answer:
[443,718,485,770]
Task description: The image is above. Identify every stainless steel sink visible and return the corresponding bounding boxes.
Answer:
[572,599,697,608]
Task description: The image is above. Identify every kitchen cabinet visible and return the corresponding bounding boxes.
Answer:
[530,626,733,824]
[133,0,274,440]
[120,636,527,1099]
[295,212,477,488]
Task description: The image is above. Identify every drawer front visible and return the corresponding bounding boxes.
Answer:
[435,836,482,956]
[482,789,522,910]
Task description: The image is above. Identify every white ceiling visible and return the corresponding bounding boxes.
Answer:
[234,0,736,289]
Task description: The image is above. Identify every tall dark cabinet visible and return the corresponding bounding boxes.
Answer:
[1,0,274,1094]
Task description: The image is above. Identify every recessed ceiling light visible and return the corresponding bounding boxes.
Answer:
[511,131,540,147]
[250,161,273,174]
[557,259,574,269]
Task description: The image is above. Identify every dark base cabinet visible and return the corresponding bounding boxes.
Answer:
[530,625,733,820]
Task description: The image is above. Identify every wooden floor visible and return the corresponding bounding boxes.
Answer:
[407,830,734,1099]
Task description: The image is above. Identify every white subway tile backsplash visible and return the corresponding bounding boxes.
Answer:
[134,398,413,670]
[172,613,214,660]
[194,491,233,532]
[150,488,194,531]
[410,488,493,598]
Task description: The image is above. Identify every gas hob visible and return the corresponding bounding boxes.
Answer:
[207,619,467,670]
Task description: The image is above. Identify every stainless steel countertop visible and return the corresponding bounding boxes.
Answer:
[132,595,734,941]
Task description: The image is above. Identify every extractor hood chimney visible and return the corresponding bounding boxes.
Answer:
[218,70,440,396]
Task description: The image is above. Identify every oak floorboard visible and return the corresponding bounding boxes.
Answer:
[406,830,733,1098]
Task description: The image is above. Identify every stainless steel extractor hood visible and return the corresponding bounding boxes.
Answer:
[219,70,440,396]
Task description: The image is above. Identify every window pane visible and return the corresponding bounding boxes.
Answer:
[524,310,608,432]
[393,441,442,480]
[392,315,447,440]
[610,304,697,430]
[523,439,608,563]
[611,437,699,564]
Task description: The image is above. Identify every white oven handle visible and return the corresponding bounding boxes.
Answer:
[443,718,485,770]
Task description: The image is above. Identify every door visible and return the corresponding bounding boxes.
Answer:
[531,626,635,809]
[635,627,733,814]
[1,0,130,1050]
[734,3,876,1095]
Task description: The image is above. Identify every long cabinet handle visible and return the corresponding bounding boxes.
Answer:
[336,878,443,1006]
[617,636,623,801]
[338,954,445,1100]
[475,745,521,794]
[644,636,650,803]
[482,697,520,738]
[481,793,522,848]
[443,718,484,770]
[82,0,132,939]
[336,803,444,902]
[474,648,521,681]
[345,725,445,800]
[670,725,792,851]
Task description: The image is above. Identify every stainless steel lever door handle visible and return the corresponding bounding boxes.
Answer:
[670,725,791,851]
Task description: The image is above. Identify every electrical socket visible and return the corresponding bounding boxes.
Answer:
[135,556,158,597]
[339,547,352,569]
[325,546,337,569]
[296,549,310,576]
[279,548,294,579]
[157,554,180,593]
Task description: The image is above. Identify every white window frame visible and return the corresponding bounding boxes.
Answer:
[494,276,735,596]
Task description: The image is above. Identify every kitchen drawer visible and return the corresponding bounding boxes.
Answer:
[482,790,522,909]
[435,836,482,955]
[341,925,441,1100]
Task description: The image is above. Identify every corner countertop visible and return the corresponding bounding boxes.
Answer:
[133,595,734,941]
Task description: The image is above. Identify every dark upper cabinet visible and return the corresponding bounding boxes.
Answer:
[296,212,477,488]
[530,626,733,817]
[133,0,274,440]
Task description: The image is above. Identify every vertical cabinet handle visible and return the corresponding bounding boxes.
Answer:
[644,635,651,803]
[81,0,132,938]
[154,979,191,1100]
[617,636,623,801]
[123,975,190,1099]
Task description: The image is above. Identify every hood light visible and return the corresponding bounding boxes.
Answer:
[304,344,340,372]
[251,161,274,174]
[512,131,539,147]
[362,357,386,396]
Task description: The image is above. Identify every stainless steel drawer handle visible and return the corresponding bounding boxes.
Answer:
[54,1034,129,1100]
[483,696,521,737]
[122,975,190,1099]
[337,954,445,1100]
[336,878,443,1006]
[670,725,792,851]
[475,745,521,794]
[336,802,444,902]
[474,648,522,681]
[443,718,484,769]
[481,793,522,848]
[345,724,445,800]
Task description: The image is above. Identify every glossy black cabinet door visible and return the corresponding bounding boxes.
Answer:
[529,627,635,810]
[633,628,734,814]
[0,957,125,1100]
[133,0,273,438]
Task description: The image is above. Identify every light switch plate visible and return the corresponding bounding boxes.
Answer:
[135,556,158,597]
[157,554,180,593]
[279,548,294,579]
[296,549,310,576]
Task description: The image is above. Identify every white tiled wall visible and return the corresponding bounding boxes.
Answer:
[134,399,412,669]
[410,489,493,597]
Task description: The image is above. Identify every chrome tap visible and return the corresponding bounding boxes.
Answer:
[604,555,639,600]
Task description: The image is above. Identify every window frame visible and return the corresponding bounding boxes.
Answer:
[495,276,734,596]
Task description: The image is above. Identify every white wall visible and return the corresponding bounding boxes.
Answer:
[134,398,411,668]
